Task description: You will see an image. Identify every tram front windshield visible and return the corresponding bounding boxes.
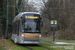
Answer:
[22,19,40,33]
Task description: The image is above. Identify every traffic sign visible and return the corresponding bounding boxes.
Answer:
[50,20,57,41]
[50,20,57,27]
[51,20,57,25]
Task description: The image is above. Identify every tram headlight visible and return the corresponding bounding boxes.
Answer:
[39,35,41,37]
[21,34,24,38]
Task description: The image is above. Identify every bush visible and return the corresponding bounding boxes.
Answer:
[58,29,75,40]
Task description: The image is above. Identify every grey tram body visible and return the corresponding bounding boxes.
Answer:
[11,12,41,44]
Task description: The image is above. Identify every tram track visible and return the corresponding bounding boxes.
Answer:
[17,41,52,50]
[14,40,54,50]
[22,44,49,50]
[21,44,33,50]
[41,41,54,46]
[41,42,51,46]
[25,46,32,50]
[38,45,49,50]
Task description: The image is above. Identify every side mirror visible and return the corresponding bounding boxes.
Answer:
[41,22,43,27]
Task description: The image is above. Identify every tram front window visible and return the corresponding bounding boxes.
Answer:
[22,20,40,33]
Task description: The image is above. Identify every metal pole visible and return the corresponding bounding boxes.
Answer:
[12,8,13,20]
[14,0,15,18]
[6,0,8,39]
[53,20,55,41]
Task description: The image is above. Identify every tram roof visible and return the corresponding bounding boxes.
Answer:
[13,12,40,22]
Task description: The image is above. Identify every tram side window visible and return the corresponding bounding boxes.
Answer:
[12,24,14,33]
[13,24,14,33]
[15,22,17,34]
[17,21,20,35]
[14,23,15,34]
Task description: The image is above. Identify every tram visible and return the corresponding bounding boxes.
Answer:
[11,12,43,44]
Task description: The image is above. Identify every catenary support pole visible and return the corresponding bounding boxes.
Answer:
[53,21,55,41]
[6,0,8,39]
[14,0,16,18]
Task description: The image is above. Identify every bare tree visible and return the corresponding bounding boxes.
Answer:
[16,0,37,12]
[41,0,75,39]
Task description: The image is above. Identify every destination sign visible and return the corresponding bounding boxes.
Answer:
[25,16,39,19]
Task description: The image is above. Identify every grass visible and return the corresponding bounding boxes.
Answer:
[28,46,46,50]
[55,39,75,43]
[42,38,75,43]
[0,39,7,50]
[0,44,6,50]
[1,39,71,50]
[0,47,6,50]
[5,39,63,50]
[5,39,29,50]
[0,39,29,50]
[1,39,60,50]
[39,44,64,50]
[42,38,75,50]
[12,46,29,50]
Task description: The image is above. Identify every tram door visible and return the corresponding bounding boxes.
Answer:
[13,22,17,41]
[16,21,20,42]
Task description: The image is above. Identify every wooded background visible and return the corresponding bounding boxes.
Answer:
[0,0,75,40]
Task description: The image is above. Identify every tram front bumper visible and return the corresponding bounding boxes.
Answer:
[20,38,41,44]
[23,41,40,44]
[20,41,40,44]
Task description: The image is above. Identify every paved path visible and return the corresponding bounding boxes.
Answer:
[53,42,75,46]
